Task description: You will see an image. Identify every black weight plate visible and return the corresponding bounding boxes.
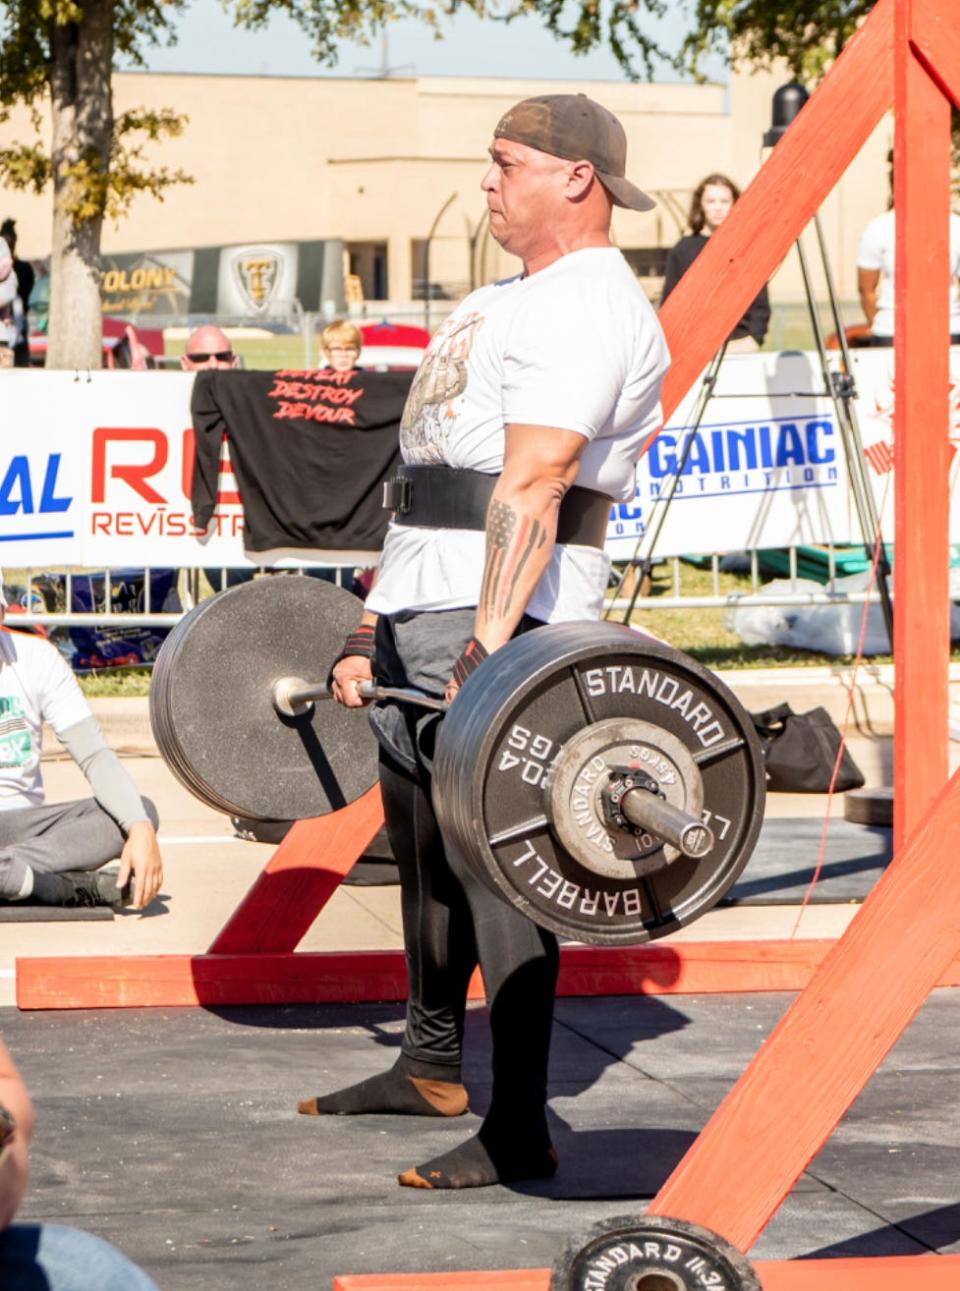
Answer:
[149,576,379,820]
[433,622,765,946]
[551,1214,762,1291]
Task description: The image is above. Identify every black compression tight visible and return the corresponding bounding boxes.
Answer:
[379,748,560,1156]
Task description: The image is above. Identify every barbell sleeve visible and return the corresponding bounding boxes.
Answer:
[272,675,448,718]
[619,788,715,859]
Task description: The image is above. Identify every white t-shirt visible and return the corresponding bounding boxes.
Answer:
[367,247,670,622]
[856,210,960,337]
[0,630,92,809]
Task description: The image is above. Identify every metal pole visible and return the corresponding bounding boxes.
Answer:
[423,192,457,333]
[795,229,894,645]
[607,343,727,623]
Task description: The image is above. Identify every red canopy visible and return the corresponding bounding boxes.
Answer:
[360,321,430,349]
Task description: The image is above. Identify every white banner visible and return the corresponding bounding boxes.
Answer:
[3,371,257,569]
[1,355,957,570]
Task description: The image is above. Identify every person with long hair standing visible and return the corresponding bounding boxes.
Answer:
[660,173,770,352]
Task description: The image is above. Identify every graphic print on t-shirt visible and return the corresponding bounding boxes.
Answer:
[0,696,31,768]
[400,312,484,463]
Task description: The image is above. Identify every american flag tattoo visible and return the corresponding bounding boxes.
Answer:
[481,499,547,620]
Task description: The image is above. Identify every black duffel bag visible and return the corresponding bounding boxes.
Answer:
[749,702,865,793]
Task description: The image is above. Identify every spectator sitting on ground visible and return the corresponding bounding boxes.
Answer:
[180,324,239,371]
[660,173,771,353]
[0,1034,160,1289]
[318,319,362,373]
[0,221,33,369]
[0,573,163,910]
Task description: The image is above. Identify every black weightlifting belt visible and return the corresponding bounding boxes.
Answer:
[383,464,612,551]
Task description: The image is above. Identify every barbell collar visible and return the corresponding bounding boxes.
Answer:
[619,787,715,859]
[272,675,447,718]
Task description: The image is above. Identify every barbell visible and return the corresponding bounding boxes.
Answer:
[149,576,766,945]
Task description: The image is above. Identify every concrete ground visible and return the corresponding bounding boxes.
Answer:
[2,669,959,1288]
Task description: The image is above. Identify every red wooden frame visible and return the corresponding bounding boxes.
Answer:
[16,3,960,1288]
[330,1,960,1287]
[329,1260,960,1291]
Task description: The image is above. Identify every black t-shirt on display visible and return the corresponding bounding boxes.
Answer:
[191,368,413,553]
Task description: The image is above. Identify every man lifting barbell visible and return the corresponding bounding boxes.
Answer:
[303,94,672,1190]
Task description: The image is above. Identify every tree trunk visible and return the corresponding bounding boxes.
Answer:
[46,0,114,370]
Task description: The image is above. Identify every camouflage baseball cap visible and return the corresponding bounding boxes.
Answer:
[494,93,656,213]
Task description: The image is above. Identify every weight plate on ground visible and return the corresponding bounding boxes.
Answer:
[433,622,765,946]
[551,1214,762,1291]
[149,576,379,820]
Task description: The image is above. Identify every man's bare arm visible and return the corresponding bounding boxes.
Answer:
[473,423,587,654]
[858,267,880,328]
[0,1036,35,1230]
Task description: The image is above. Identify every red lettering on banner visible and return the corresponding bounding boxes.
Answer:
[274,368,354,385]
[181,429,240,506]
[92,428,168,503]
[274,400,356,426]
[87,510,236,537]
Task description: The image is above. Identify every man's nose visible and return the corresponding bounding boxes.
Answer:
[480,163,498,192]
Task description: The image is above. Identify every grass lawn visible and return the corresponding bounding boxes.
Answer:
[616,559,897,671]
[165,335,313,370]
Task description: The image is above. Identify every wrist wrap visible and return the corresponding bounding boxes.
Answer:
[327,622,376,687]
[452,637,489,689]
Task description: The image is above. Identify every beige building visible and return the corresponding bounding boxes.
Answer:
[0,66,893,325]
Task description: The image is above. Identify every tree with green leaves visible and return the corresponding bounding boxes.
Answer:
[0,2,198,368]
[678,1,875,80]
[0,0,944,369]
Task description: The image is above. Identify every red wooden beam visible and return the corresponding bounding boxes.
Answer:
[911,0,960,107]
[647,766,960,1251]
[657,0,894,421]
[16,937,960,1010]
[208,786,384,954]
[892,5,953,849]
[328,1259,960,1291]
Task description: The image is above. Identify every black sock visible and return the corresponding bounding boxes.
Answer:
[397,1114,556,1189]
[298,1054,468,1118]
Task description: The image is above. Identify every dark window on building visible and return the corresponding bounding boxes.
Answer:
[347,241,389,301]
[621,248,669,279]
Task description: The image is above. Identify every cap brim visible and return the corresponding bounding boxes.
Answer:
[599,173,656,213]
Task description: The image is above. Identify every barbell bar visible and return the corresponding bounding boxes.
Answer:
[272,675,448,717]
[149,576,766,945]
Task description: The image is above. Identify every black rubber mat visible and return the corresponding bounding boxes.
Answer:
[344,818,895,900]
[0,904,114,922]
[722,818,892,905]
[5,990,958,1287]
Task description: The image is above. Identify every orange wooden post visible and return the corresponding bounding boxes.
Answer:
[208,785,385,954]
[891,0,953,849]
[644,0,960,1250]
[647,767,960,1248]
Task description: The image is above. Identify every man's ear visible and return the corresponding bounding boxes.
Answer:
[566,160,597,200]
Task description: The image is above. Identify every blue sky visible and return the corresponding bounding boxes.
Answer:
[121,0,725,84]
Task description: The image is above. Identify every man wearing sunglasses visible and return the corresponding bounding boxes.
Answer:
[179,324,239,371]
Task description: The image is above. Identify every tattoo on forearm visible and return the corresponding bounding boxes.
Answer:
[481,499,548,620]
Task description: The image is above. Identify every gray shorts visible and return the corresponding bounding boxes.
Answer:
[369,609,542,775]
